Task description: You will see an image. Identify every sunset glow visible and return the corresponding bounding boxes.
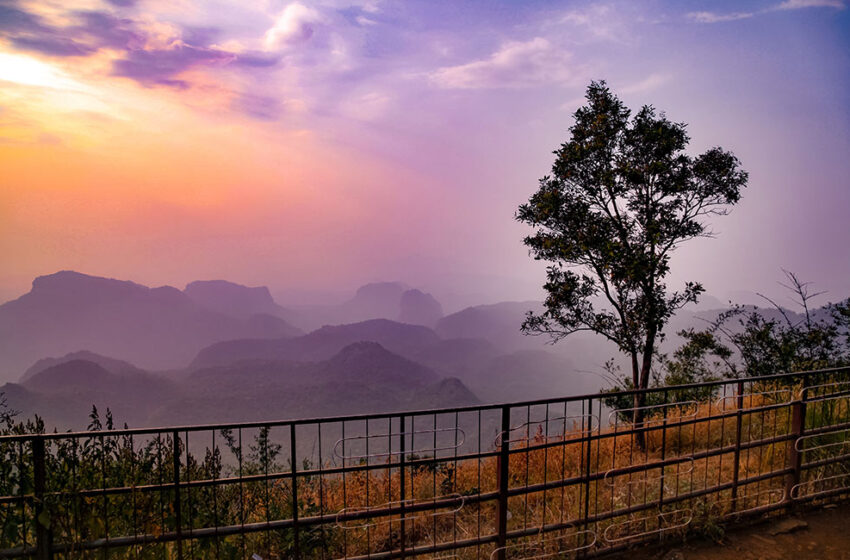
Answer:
[1,0,848,305]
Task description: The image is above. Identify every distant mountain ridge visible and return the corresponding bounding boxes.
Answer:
[3,342,479,428]
[4,269,837,432]
[190,318,442,368]
[21,350,147,382]
[0,271,302,382]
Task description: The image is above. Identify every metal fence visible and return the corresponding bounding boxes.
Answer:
[2,366,850,559]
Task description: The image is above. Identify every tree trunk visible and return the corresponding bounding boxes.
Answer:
[630,352,646,450]
[633,330,656,451]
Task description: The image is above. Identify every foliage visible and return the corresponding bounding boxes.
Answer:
[517,80,747,406]
[669,271,850,381]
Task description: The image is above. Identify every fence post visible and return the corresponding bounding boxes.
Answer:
[291,424,300,560]
[785,398,805,505]
[730,380,745,512]
[496,405,510,560]
[581,398,594,558]
[33,436,52,560]
[657,390,669,511]
[172,431,182,560]
[399,414,407,559]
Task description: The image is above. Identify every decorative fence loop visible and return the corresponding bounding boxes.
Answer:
[489,530,597,560]
[333,427,465,463]
[604,457,695,487]
[602,509,693,544]
[335,494,465,530]
[712,488,785,516]
[803,380,850,403]
[795,428,850,453]
[715,389,793,409]
[494,414,599,447]
[608,401,698,429]
[790,473,850,500]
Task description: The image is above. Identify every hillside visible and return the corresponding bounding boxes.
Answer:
[0,271,302,381]
[3,342,479,429]
[190,318,443,368]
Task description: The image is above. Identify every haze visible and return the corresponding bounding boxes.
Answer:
[1,0,849,309]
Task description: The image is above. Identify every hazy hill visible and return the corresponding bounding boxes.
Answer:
[184,280,304,331]
[285,282,444,331]
[3,359,181,428]
[155,342,477,425]
[0,271,302,381]
[191,318,443,369]
[21,350,147,382]
[435,301,545,351]
[4,343,479,429]
[398,289,444,327]
[286,282,410,330]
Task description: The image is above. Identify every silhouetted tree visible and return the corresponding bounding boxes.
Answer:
[670,271,850,379]
[517,81,748,445]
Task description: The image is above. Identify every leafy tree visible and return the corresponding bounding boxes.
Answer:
[517,81,747,442]
[669,271,850,379]
[0,392,16,429]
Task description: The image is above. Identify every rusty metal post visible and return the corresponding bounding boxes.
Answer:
[33,437,53,560]
[172,430,182,560]
[730,380,745,512]
[581,398,594,558]
[496,405,510,560]
[291,424,300,560]
[398,415,407,559]
[785,399,805,505]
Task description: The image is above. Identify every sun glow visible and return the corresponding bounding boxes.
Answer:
[0,52,87,91]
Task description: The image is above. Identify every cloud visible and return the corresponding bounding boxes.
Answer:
[111,43,277,88]
[231,93,282,121]
[73,11,147,50]
[620,73,671,95]
[689,0,844,23]
[0,3,94,56]
[111,44,228,88]
[430,38,575,90]
[0,6,143,56]
[687,11,755,23]
[558,5,628,42]
[0,2,281,97]
[10,35,95,56]
[264,3,323,50]
[775,0,845,9]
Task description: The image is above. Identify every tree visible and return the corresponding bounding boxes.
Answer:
[670,271,850,379]
[517,81,748,444]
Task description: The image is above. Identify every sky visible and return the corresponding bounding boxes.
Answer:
[0,0,848,310]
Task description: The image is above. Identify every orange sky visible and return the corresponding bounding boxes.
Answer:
[2,1,849,307]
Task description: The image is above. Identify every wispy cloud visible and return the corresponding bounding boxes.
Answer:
[430,38,576,90]
[775,0,845,9]
[620,73,672,95]
[689,0,844,23]
[0,1,282,116]
[263,3,323,50]
[687,11,755,23]
[558,5,630,43]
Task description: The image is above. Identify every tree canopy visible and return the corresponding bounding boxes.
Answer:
[517,80,748,402]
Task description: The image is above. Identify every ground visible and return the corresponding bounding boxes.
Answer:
[609,504,850,560]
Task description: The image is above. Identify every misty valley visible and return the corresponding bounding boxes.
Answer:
[1,270,837,433]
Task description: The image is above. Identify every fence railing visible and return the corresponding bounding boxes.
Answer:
[2,366,850,559]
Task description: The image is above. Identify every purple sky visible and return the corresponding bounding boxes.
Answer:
[0,0,848,310]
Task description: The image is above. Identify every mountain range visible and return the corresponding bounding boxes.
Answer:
[2,269,822,431]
